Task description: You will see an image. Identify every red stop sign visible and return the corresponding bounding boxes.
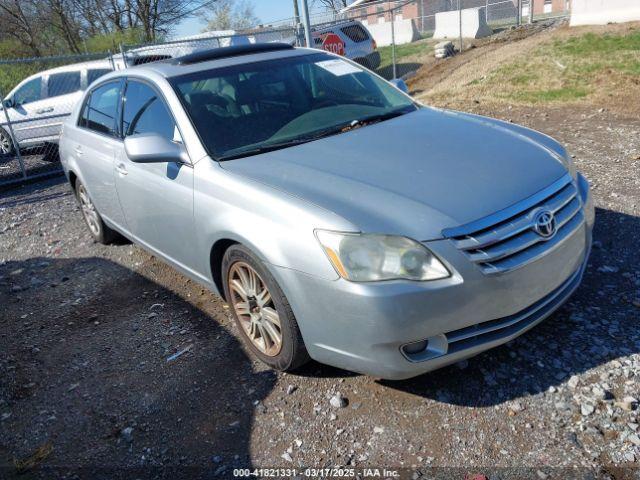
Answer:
[322,33,345,56]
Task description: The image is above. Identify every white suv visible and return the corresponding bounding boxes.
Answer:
[0,60,113,156]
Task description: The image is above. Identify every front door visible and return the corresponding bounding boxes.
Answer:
[114,79,196,272]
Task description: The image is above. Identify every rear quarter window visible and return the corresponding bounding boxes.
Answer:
[48,71,81,97]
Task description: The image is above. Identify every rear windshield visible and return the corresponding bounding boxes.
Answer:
[172,53,416,160]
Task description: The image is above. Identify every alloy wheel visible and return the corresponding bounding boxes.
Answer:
[228,262,283,357]
[0,133,11,155]
[77,184,100,236]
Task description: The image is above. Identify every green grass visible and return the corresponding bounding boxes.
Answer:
[377,37,433,71]
[488,29,640,104]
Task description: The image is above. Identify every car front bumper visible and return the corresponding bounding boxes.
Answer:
[271,174,594,380]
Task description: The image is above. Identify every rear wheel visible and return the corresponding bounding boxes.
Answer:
[75,178,118,244]
[0,129,13,157]
[223,244,310,371]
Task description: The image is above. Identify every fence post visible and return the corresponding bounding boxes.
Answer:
[485,0,489,23]
[119,43,128,68]
[391,2,397,79]
[517,0,522,26]
[458,0,463,53]
[529,0,534,23]
[300,0,313,48]
[0,88,26,179]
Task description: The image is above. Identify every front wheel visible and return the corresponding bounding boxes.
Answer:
[0,128,14,157]
[222,244,310,372]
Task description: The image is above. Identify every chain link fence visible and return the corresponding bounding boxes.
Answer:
[0,1,569,188]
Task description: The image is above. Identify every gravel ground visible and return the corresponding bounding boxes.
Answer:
[1,105,639,480]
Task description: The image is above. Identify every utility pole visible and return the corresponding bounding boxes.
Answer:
[516,0,522,26]
[300,0,313,48]
[293,0,301,25]
[529,0,534,23]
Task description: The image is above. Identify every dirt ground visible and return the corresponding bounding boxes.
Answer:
[406,20,640,116]
[1,28,640,480]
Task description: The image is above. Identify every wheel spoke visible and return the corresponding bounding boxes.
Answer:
[257,323,271,350]
[255,287,271,307]
[236,267,254,295]
[261,318,281,347]
[261,307,281,327]
[230,279,249,301]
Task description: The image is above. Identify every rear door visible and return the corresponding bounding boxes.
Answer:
[42,70,84,140]
[114,79,196,271]
[70,79,127,229]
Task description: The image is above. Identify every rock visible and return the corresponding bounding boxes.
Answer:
[329,392,348,409]
[1,412,10,421]
[628,434,640,446]
[281,452,293,463]
[581,403,595,416]
[536,470,549,480]
[374,426,384,434]
[616,396,638,411]
[121,426,134,443]
[568,375,580,389]
[211,455,223,463]
[597,265,619,273]
[286,385,297,395]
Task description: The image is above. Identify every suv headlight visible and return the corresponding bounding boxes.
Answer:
[316,231,449,282]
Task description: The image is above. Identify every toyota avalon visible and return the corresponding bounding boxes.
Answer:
[59,43,594,380]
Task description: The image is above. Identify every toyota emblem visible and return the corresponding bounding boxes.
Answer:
[533,210,556,239]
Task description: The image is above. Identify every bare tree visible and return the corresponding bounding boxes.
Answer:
[201,0,259,31]
[313,0,349,13]
[0,0,45,55]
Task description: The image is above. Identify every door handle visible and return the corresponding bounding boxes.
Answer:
[115,163,128,176]
[36,107,54,114]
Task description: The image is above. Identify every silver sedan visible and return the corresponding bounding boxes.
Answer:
[59,44,594,380]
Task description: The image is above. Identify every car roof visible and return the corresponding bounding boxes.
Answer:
[34,59,113,77]
[99,45,318,82]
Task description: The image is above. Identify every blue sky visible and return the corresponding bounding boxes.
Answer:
[174,1,310,38]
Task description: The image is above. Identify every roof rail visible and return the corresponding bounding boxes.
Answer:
[173,43,295,65]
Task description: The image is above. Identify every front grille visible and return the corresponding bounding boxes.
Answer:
[445,174,585,275]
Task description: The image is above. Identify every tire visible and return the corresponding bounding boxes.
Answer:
[0,128,14,157]
[222,244,310,372]
[74,178,118,244]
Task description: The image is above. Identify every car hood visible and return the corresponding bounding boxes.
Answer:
[220,108,568,240]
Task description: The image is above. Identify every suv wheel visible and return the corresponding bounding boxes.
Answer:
[0,129,13,157]
[75,178,118,244]
[222,244,310,371]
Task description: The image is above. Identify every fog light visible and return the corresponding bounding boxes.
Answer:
[403,340,428,354]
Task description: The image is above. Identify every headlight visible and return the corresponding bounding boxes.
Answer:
[316,231,450,282]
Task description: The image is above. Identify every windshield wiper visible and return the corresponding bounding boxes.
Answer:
[218,137,314,161]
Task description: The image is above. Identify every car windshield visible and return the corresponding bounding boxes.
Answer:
[172,52,417,160]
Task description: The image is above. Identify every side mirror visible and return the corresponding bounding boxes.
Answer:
[390,78,408,93]
[124,133,189,164]
[3,98,14,109]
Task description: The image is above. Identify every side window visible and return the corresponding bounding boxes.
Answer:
[13,77,42,105]
[81,81,121,136]
[122,81,176,141]
[87,69,112,86]
[48,71,81,97]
